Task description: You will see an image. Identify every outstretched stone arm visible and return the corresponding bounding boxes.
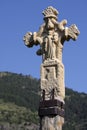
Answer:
[23,32,38,47]
[65,24,80,41]
[23,23,45,48]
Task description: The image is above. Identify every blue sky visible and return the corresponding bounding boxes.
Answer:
[0,0,87,93]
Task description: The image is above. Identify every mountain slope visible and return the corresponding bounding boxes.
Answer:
[0,72,87,130]
[64,88,87,130]
[0,72,40,111]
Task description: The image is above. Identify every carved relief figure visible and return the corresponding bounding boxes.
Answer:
[23,7,80,130]
[23,6,80,63]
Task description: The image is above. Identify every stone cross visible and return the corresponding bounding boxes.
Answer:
[23,6,80,130]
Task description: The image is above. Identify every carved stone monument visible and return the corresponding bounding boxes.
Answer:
[23,6,80,130]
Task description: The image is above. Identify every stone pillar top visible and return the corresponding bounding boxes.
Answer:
[23,6,80,63]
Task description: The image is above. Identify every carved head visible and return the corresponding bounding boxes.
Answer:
[42,6,59,20]
[42,6,59,30]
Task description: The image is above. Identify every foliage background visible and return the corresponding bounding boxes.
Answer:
[0,72,87,130]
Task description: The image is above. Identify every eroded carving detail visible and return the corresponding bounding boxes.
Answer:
[23,6,80,130]
[23,6,80,63]
[41,61,65,100]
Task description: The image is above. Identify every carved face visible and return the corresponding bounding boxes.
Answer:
[44,17,55,30]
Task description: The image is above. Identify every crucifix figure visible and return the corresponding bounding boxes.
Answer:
[23,6,79,63]
[23,6,80,130]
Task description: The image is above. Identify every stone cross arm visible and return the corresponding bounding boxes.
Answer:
[23,6,80,63]
[65,24,80,41]
[23,24,80,48]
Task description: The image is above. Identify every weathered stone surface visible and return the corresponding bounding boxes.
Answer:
[23,6,80,130]
[40,116,64,130]
[41,60,65,100]
[23,6,80,63]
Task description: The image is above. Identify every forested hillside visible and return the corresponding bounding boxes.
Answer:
[0,72,87,130]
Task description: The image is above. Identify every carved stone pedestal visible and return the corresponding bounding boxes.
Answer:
[40,60,65,100]
[39,60,65,130]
